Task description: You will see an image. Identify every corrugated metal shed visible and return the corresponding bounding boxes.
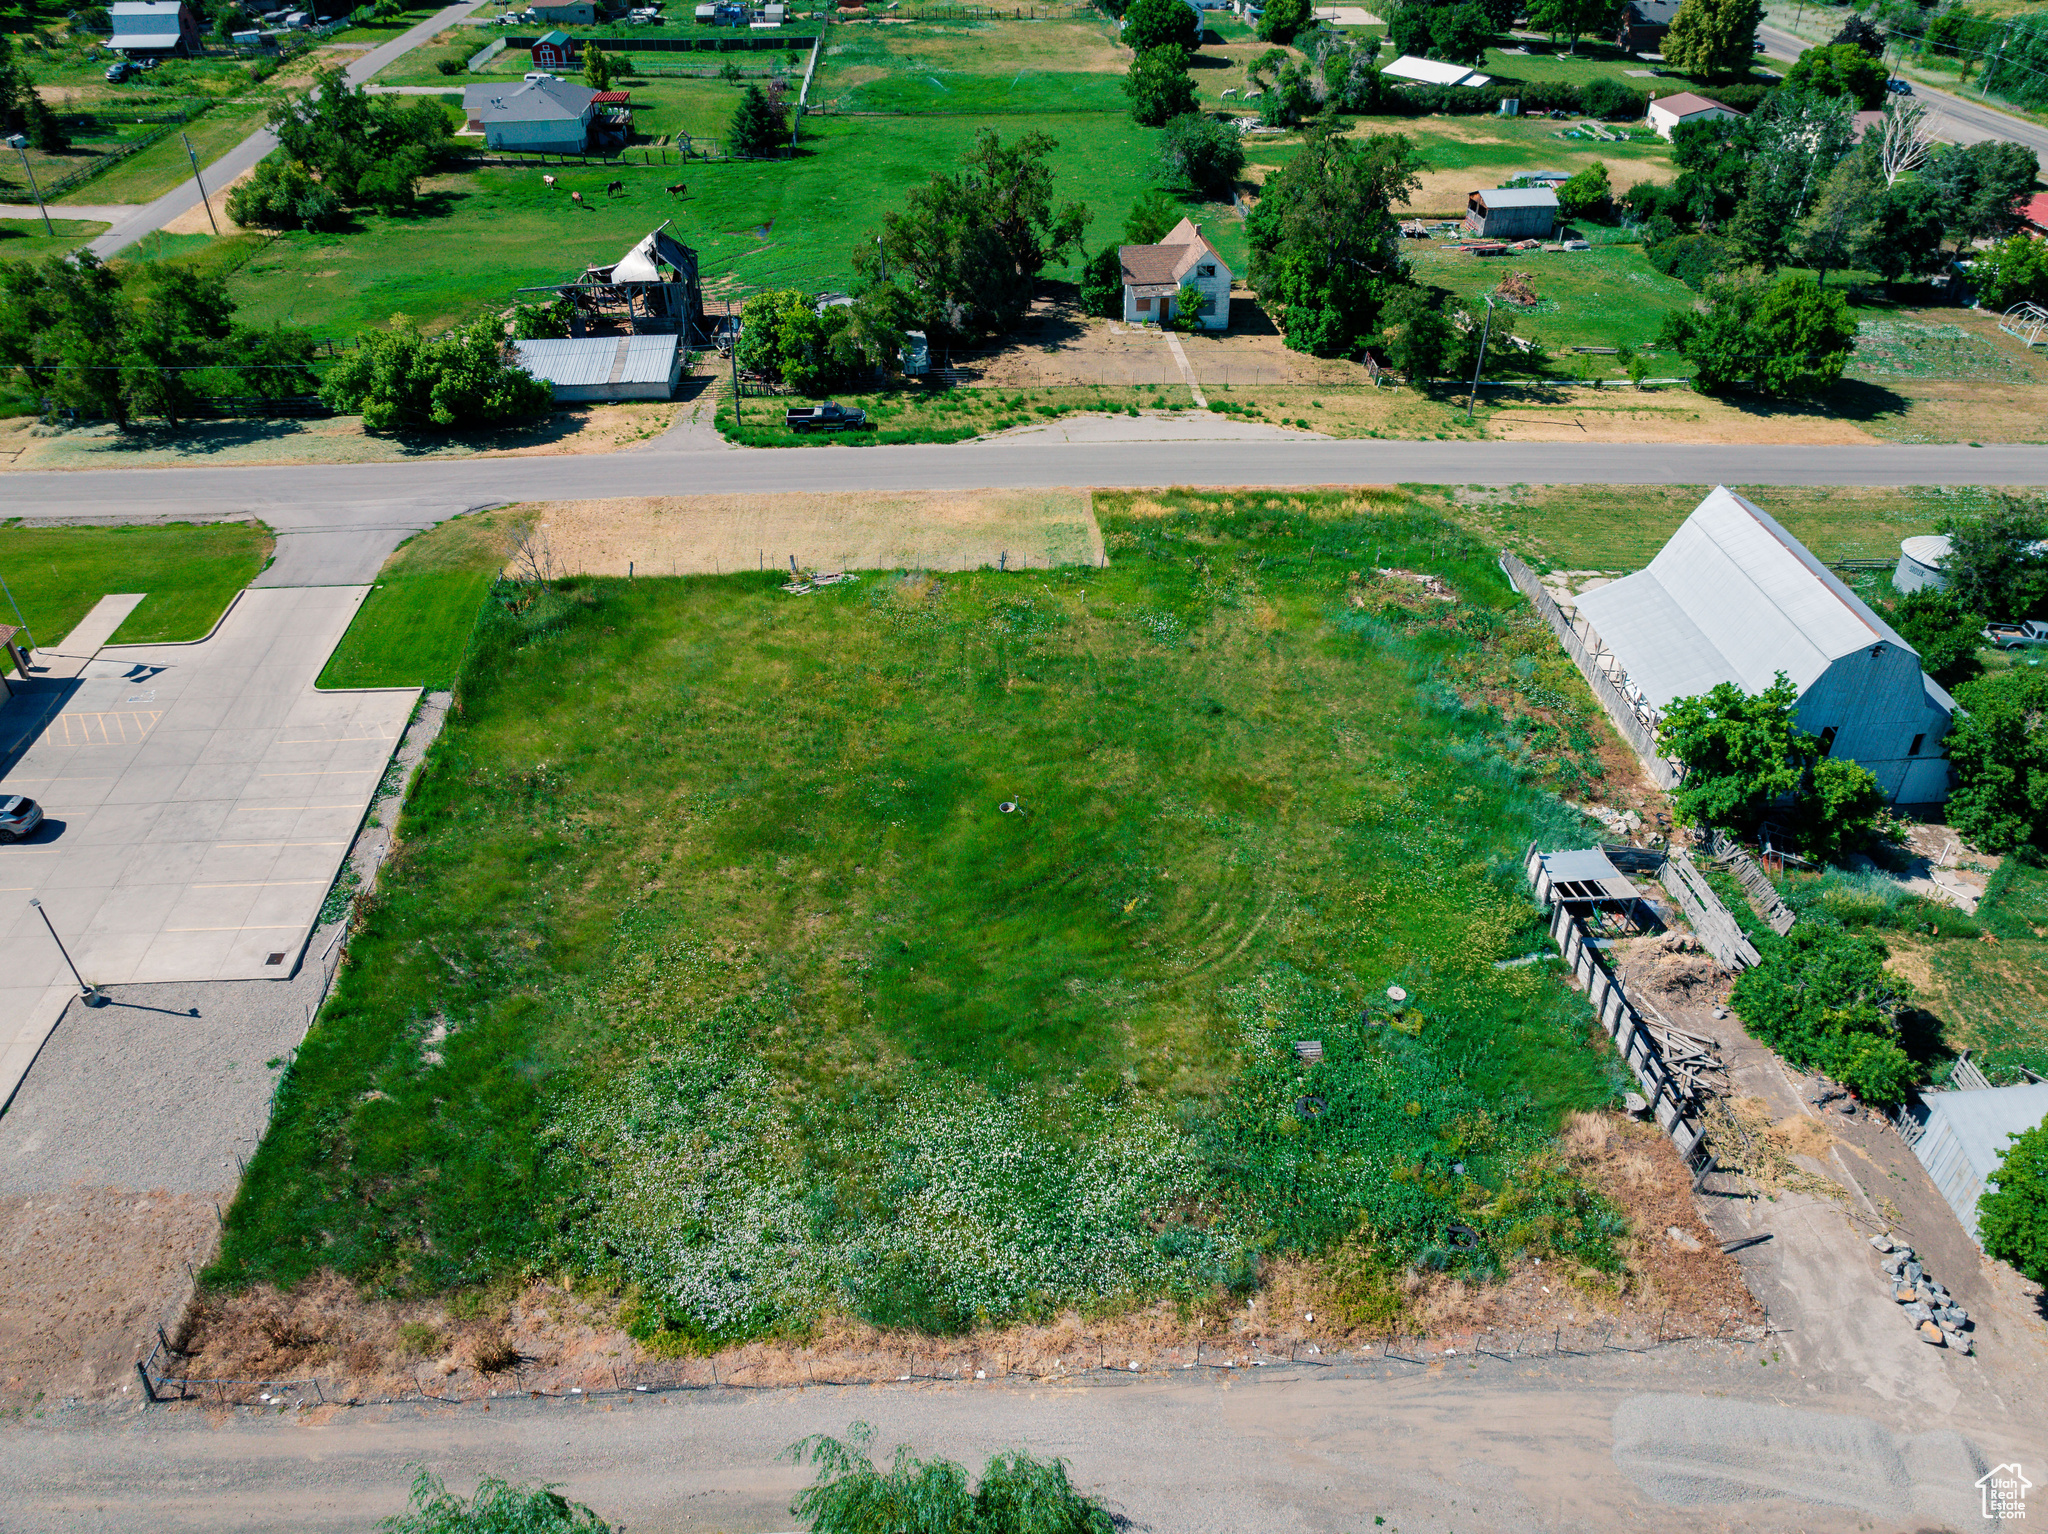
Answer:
[1472,188,1558,210]
[513,335,681,400]
[1908,1083,2048,1246]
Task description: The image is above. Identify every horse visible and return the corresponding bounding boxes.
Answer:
[605,179,626,197]
[569,189,584,207]
[542,173,557,189]
[665,182,688,197]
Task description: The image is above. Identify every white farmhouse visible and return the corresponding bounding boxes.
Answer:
[1645,90,1742,138]
[1117,217,1231,331]
[1572,486,1957,806]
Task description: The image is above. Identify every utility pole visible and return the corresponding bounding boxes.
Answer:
[1466,295,1494,423]
[728,312,742,426]
[183,132,220,237]
[5,135,53,237]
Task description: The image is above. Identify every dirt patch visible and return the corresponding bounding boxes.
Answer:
[158,163,255,237]
[1485,392,1878,444]
[522,489,1105,576]
[0,1187,221,1406]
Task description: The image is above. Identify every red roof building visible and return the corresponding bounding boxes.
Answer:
[2019,192,2048,239]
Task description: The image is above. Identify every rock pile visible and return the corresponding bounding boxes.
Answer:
[1873,1233,1972,1353]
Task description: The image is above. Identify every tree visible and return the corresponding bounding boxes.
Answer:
[1661,0,1764,78]
[225,155,344,231]
[1979,1121,2048,1287]
[1527,0,1620,55]
[1729,922,1916,1105]
[1971,233,2048,312]
[1556,160,1611,220]
[1937,498,2048,623]
[1169,279,1207,330]
[511,298,573,339]
[1871,97,1934,185]
[868,128,1089,339]
[582,42,612,91]
[785,1425,1114,1534]
[1123,186,1183,244]
[1792,156,1877,287]
[1946,668,2048,852]
[319,315,553,432]
[1658,272,1856,396]
[1316,29,1386,109]
[1785,41,1887,106]
[1928,139,2042,250]
[729,81,786,157]
[1123,45,1198,126]
[1385,1,1435,58]
[381,1468,611,1533]
[1726,87,1855,269]
[736,288,827,391]
[120,264,237,430]
[1430,0,1496,64]
[1257,0,1311,44]
[267,69,451,214]
[1078,245,1124,317]
[1859,175,1946,282]
[1667,114,1748,230]
[1375,283,1455,377]
[1124,0,1199,54]
[1830,11,1885,56]
[1159,111,1245,192]
[1890,585,1984,688]
[819,282,912,382]
[27,92,67,153]
[1244,123,1421,357]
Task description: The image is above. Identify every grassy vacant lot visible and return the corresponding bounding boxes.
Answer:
[1925,858,2048,1082]
[224,116,1180,333]
[77,102,272,205]
[1408,241,1697,355]
[812,15,1128,115]
[214,489,1634,1338]
[319,510,530,689]
[0,519,272,645]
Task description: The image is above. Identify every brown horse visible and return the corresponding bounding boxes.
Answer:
[665,182,688,197]
[569,189,584,207]
[605,179,625,196]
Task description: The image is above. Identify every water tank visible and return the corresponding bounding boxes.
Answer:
[1894,534,1951,594]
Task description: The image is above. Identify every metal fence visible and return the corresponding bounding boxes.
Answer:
[37,101,214,200]
[1499,550,1679,790]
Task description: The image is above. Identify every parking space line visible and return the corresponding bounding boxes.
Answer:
[257,770,382,777]
[214,840,347,849]
[231,805,363,812]
[193,880,328,889]
[165,924,307,932]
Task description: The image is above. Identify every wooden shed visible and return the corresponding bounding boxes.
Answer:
[1464,187,1556,240]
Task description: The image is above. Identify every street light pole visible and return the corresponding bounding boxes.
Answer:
[1466,295,1495,423]
[29,898,105,1006]
[183,131,220,237]
[5,135,54,238]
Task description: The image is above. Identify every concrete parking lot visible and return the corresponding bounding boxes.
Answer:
[0,587,416,1111]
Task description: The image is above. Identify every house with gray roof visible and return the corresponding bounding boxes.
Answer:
[1572,486,1957,806]
[464,75,599,153]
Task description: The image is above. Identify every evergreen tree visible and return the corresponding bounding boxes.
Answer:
[728,81,786,157]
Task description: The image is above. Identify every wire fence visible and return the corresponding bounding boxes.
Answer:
[136,1309,1777,1410]
[33,100,215,200]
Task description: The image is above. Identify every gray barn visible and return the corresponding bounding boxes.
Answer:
[1573,487,1956,806]
[512,334,682,401]
[1464,187,1557,239]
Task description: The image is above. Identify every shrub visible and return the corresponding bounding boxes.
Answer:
[1729,922,1917,1105]
[434,54,461,75]
[1556,160,1611,220]
[225,155,344,231]
[382,1468,611,1533]
[786,1426,1114,1534]
[1971,234,2048,314]
[1978,1121,2048,1286]
[1158,110,1244,192]
[1078,245,1123,318]
[1946,667,2048,853]
[1578,77,1646,120]
[319,316,554,433]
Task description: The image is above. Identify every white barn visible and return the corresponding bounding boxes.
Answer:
[1573,487,1957,806]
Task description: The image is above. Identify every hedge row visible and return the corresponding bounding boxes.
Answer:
[1390,73,1778,121]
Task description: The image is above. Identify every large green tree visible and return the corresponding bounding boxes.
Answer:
[1971,233,2048,311]
[1123,45,1199,126]
[1938,498,2048,623]
[1979,1122,2048,1287]
[1946,667,2048,853]
[1890,585,1985,688]
[1527,0,1621,55]
[1784,41,1886,107]
[868,128,1089,339]
[1123,0,1199,54]
[319,315,553,432]
[1791,156,1877,287]
[267,68,451,214]
[1159,110,1245,192]
[1927,138,2042,250]
[1245,123,1420,357]
[1658,272,1856,396]
[1729,922,1916,1105]
[1257,0,1311,44]
[1661,0,1764,78]
[1727,87,1856,269]
[226,156,345,231]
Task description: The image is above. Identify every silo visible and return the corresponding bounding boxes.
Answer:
[1894,534,1952,594]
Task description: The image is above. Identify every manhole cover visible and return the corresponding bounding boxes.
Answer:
[1295,1095,1326,1121]
[265,952,286,966]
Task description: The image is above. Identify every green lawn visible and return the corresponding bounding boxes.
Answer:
[1406,240,1697,354]
[75,101,271,205]
[0,520,273,647]
[1933,857,2048,1083]
[319,509,529,689]
[221,113,1191,333]
[211,489,1629,1336]
[0,219,111,264]
[812,15,1127,114]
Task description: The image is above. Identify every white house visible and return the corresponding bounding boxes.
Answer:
[1572,486,1957,806]
[1117,217,1231,331]
[109,0,202,55]
[1645,90,1741,139]
[464,76,597,153]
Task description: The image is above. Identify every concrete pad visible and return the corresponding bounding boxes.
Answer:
[0,586,417,1116]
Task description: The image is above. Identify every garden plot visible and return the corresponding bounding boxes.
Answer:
[211,490,1636,1347]
[1849,318,2039,383]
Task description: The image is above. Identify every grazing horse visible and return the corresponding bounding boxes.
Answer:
[665,182,688,197]
[605,179,626,197]
[569,189,584,207]
[543,173,557,189]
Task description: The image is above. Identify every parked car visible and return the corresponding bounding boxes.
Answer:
[0,795,44,844]
[1886,77,1913,94]
[103,58,134,80]
[785,402,867,432]
[1983,619,2048,650]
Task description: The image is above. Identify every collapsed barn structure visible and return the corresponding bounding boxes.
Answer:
[520,221,707,341]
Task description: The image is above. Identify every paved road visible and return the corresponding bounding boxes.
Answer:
[1757,22,2048,161]
[40,1,492,261]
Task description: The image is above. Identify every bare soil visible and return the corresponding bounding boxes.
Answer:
[522,488,1104,576]
[159,164,256,237]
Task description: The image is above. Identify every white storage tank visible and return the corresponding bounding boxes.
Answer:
[1895,534,1952,594]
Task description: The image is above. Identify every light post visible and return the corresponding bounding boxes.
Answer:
[5,134,54,238]
[29,898,106,1007]
[1465,294,1495,423]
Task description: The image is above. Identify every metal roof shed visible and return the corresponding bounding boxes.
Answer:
[1465,187,1557,240]
[1906,1083,2048,1247]
[513,334,682,401]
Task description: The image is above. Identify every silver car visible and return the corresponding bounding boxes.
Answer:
[0,795,44,844]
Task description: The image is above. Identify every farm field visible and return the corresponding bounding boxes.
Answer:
[212,488,1636,1343]
[0,518,273,645]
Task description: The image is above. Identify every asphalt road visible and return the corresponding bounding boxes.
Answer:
[70,0,490,261]
[1756,22,2048,161]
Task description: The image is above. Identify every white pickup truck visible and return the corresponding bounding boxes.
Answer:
[1983,619,2048,650]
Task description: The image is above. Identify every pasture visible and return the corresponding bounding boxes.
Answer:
[211,488,1632,1340]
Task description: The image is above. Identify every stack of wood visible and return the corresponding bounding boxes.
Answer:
[1494,270,1539,307]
